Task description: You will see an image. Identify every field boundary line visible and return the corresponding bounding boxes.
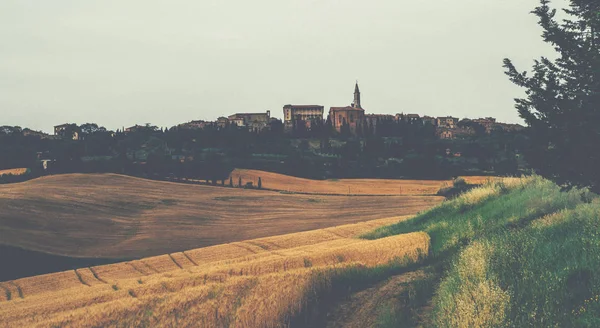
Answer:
[88,268,107,284]
[128,262,150,276]
[251,239,282,250]
[327,230,350,239]
[140,261,160,273]
[243,241,286,257]
[74,269,90,287]
[160,176,441,197]
[182,251,198,266]
[244,241,272,251]
[0,283,11,301]
[8,282,23,299]
[168,254,184,269]
[233,243,259,254]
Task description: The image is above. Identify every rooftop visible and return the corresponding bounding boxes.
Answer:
[330,106,365,111]
[283,105,324,109]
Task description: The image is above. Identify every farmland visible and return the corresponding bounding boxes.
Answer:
[0,173,443,259]
[0,216,428,327]
[231,169,448,195]
[0,168,28,176]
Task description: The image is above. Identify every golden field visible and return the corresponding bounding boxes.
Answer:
[0,168,27,176]
[231,169,448,195]
[0,216,429,327]
[0,173,443,258]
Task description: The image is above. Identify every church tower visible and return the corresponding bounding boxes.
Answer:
[352,82,361,109]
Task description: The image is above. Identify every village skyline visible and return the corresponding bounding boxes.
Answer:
[1,1,565,134]
[14,81,525,136]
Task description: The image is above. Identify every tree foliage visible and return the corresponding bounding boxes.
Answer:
[503,0,600,192]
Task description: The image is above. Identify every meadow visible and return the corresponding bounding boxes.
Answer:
[0,216,429,327]
[0,173,443,259]
[363,176,600,327]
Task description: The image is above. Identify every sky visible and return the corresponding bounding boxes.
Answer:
[0,0,569,133]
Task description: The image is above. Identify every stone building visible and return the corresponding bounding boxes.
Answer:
[227,111,271,132]
[125,125,145,133]
[436,127,475,140]
[422,115,437,126]
[216,117,229,128]
[178,120,214,130]
[405,114,421,123]
[472,117,497,133]
[329,82,366,133]
[54,123,80,140]
[436,116,459,129]
[282,105,324,130]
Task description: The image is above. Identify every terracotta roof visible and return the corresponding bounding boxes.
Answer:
[329,106,365,111]
[229,113,268,116]
[284,105,324,109]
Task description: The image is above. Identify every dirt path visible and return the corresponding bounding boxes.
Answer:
[325,270,426,328]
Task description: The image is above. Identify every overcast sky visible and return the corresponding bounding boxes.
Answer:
[1,0,568,133]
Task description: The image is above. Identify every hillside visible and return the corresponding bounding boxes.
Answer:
[4,176,593,327]
[361,176,600,326]
[231,169,448,195]
[0,173,442,259]
[0,216,428,327]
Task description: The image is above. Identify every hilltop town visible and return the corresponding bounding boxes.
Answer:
[11,82,522,141]
[0,82,528,183]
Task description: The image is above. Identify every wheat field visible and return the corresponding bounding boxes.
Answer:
[0,173,443,258]
[0,168,27,176]
[231,169,448,195]
[0,216,428,327]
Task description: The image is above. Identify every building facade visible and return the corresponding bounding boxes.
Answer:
[227,111,271,131]
[54,123,79,140]
[282,105,324,130]
[436,116,459,129]
[472,117,497,133]
[178,120,214,130]
[329,82,366,133]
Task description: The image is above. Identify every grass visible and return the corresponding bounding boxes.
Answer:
[363,176,584,256]
[362,175,600,327]
[376,272,438,328]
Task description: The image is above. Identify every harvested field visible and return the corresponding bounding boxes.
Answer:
[0,217,429,328]
[0,173,442,259]
[231,169,448,195]
[0,168,27,176]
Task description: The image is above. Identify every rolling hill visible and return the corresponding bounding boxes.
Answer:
[230,169,448,195]
[0,173,443,259]
[0,216,428,327]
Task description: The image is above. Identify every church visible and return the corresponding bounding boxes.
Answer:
[329,82,366,133]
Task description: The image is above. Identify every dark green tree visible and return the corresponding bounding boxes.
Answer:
[503,0,600,192]
[229,176,233,187]
[258,177,262,189]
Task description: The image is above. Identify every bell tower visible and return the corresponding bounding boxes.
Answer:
[352,81,361,109]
